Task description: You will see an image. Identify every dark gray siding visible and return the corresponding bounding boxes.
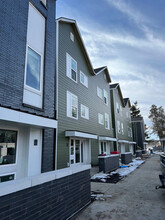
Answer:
[57,22,114,168]
[0,170,90,220]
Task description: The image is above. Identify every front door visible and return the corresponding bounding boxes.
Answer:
[70,139,84,165]
[28,128,42,176]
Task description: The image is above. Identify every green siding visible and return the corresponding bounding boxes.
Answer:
[57,22,115,168]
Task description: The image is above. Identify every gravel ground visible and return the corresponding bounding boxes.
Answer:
[74,155,165,220]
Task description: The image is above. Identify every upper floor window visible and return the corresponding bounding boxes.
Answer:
[104,90,108,105]
[117,120,121,133]
[105,113,110,130]
[116,102,119,113]
[66,53,77,83]
[97,87,103,99]
[120,105,122,116]
[25,47,41,91]
[70,32,74,42]
[80,71,88,88]
[98,113,104,125]
[81,104,89,120]
[67,91,78,119]
[121,122,124,135]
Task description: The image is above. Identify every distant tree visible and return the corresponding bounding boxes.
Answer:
[130,101,141,118]
[144,124,150,140]
[149,104,165,138]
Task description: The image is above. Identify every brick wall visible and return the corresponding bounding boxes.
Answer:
[0,170,91,220]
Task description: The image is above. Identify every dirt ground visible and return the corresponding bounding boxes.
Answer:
[74,155,165,220]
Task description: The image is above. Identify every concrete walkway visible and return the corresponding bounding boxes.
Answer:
[75,155,165,220]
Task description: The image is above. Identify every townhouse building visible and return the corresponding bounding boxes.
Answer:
[110,83,135,154]
[0,2,91,219]
[56,17,116,168]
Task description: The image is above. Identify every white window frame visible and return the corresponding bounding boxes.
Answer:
[105,113,110,130]
[98,113,104,125]
[117,120,121,133]
[66,91,78,120]
[80,71,88,88]
[121,122,124,135]
[104,90,108,105]
[81,104,89,120]
[97,87,103,99]
[70,138,84,165]
[70,32,74,42]
[100,142,107,154]
[116,102,119,113]
[24,45,43,95]
[66,53,77,83]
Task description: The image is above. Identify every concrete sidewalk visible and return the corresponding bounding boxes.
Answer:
[74,155,165,220]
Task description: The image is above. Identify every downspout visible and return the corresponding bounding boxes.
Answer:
[55,19,59,170]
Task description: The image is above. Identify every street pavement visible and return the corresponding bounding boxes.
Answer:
[74,155,165,220]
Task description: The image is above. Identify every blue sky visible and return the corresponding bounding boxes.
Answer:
[57,0,165,139]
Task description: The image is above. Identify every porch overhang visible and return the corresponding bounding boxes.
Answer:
[0,107,57,129]
[143,142,148,145]
[65,131,97,139]
[118,140,129,143]
[99,136,117,141]
[129,141,136,144]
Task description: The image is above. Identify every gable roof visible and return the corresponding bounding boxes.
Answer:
[110,83,125,107]
[123,98,131,107]
[56,17,95,75]
[94,66,111,83]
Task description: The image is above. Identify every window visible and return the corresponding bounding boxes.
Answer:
[116,102,119,113]
[121,123,124,135]
[120,105,122,116]
[98,113,104,125]
[117,120,121,133]
[0,174,15,183]
[25,47,41,91]
[101,142,106,154]
[97,87,103,99]
[81,104,89,120]
[23,3,45,108]
[128,126,131,137]
[105,113,110,129]
[67,91,78,119]
[66,53,77,82]
[80,71,88,88]
[104,90,108,105]
[0,129,17,166]
[70,32,74,42]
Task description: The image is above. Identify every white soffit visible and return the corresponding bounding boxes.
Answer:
[129,141,136,144]
[0,107,57,129]
[99,136,117,141]
[118,140,129,143]
[65,131,97,139]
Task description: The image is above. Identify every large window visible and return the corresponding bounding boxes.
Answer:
[116,102,119,113]
[97,87,103,99]
[101,142,106,154]
[25,47,41,91]
[70,139,83,165]
[81,104,89,120]
[66,53,77,82]
[67,91,78,119]
[80,71,88,88]
[117,120,121,133]
[121,122,124,135]
[0,129,17,166]
[98,113,104,125]
[105,113,110,130]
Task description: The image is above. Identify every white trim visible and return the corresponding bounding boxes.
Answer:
[0,107,57,129]
[0,164,91,197]
[81,104,89,120]
[143,142,148,145]
[118,140,129,143]
[65,131,97,139]
[129,141,136,144]
[99,136,117,142]
[160,138,165,141]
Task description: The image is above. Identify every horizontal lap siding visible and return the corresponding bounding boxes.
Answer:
[0,170,91,220]
[58,23,114,168]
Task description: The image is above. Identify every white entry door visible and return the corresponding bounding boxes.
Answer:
[28,128,42,176]
[70,139,84,165]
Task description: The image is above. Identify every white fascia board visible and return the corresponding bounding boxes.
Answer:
[129,141,136,144]
[65,131,97,139]
[99,136,117,142]
[143,142,148,145]
[0,107,57,129]
[118,140,129,143]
